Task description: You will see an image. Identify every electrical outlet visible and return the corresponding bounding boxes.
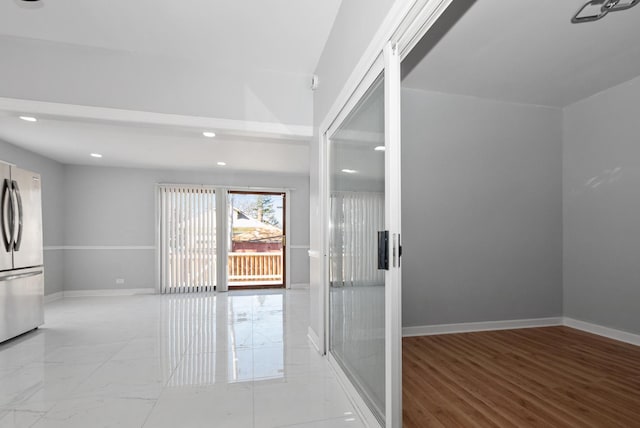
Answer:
[116,278,125,285]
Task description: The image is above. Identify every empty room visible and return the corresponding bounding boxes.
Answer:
[2,0,640,427]
[400,1,640,426]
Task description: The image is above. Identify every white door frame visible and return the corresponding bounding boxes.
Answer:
[383,42,402,428]
[317,0,456,350]
[316,1,456,427]
[321,43,402,427]
[224,188,291,290]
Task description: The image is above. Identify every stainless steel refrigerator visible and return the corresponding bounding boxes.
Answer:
[0,162,44,343]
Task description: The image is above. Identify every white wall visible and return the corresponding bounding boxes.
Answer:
[309,0,397,348]
[563,75,640,335]
[62,165,310,292]
[0,139,65,295]
[401,88,563,326]
[312,0,397,128]
[0,36,313,127]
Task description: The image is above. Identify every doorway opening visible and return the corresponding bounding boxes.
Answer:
[228,191,286,289]
[399,0,640,426]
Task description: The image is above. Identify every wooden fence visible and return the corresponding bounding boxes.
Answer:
[228,252,283,284]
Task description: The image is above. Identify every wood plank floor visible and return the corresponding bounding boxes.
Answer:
[403,327,640,427]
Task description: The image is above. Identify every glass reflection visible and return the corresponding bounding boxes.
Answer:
[163,292,285,386]
[329,75,386,423]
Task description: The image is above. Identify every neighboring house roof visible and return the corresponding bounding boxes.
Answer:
[233,208,282,243]
[175,207,282,244]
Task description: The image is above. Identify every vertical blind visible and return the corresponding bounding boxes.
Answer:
[330,191,384,287]
[159,185,217,294]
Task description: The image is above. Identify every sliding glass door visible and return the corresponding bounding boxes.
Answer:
[327,44,402,427]
[158,187,288,293]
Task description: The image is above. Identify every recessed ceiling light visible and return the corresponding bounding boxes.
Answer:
[341,169,357,174]
[19,116,37,122]
[374,146,385,151]
[90,153,103,158]
[217,161,226,166]
[203,131,216,138]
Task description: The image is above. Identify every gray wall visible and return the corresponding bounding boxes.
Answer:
[0,139,65,295]
[563,75,640,334]
[63,165,310,291]
[401,88,563,327]
[309,0,396,344]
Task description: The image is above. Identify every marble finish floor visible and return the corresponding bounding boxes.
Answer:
[0,290,363,428]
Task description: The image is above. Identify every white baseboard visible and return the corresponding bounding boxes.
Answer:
[563,317,640,347]
[291,283,310,290]
[307,326,322,354]
[403,317,563,337]
[327,353,382,428]
[44,292,64,304]
[62,288,156,298]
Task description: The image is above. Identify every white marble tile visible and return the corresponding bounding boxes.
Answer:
[0,409,45,428]
[0,290,365,428]
[0,336,48,369]
[31,398,155,428]
[44,342,127,364]
[281,415,365,428]
[143,384,253,428]
[253,373,357,428]
[0,362,100,411]
[111,338,188,362]
[72,358,175,400]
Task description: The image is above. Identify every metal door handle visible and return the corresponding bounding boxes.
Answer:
[0,270,43,282]
[378,231,389,270]
[11,180,23,251]
[2,179,13,252]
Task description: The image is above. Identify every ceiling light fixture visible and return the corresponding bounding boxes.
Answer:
[203,131,216,138]
[374,146,385,151]
[90,153,103,158]
[15,0,44,9]
[217,161,227,166]
[572,0,639,23]
[341,169,357,174]
[19,116,37,122]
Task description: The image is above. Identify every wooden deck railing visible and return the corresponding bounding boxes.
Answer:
[228,252,283,283]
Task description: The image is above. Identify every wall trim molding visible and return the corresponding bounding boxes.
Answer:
[290,283,310,290]
[0,97,313,140]
[44,246,156,251]
[62,288,156,297]
[402,317,640,348]
[44,292,64,304]
[563,317,640,347]
[327,353,382,428]
[403,317,563,337]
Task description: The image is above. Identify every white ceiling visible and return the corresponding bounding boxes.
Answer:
[0,112,309,174]
[0,0,342,74]
[403,0,640,107]
[0,0,342,171]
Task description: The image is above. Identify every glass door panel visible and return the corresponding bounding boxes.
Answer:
[329,75,386,423]
[227,191,285,289]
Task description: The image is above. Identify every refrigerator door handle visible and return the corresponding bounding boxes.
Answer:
[11,180,23,251]
[1,179,13,252]
[0,270,43,282]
